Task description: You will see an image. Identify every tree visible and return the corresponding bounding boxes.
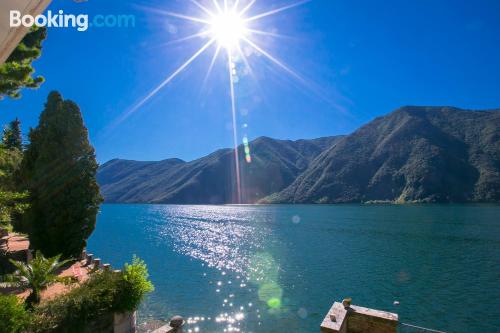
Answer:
[0,27,47,100]
[1,251,73,306]
[2,118,22,150]
[20,91,103,258]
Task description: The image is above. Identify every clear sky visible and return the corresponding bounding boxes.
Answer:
[1,0,499,163]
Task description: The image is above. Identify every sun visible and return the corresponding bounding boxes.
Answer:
[122,0,312,202]
[210,10,247,49]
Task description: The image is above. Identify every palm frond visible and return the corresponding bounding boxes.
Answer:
[4,251,75,304]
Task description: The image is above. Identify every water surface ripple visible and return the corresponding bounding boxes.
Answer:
[88,204,500,332]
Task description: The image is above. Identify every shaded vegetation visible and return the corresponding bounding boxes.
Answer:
[31,257,153,332]
[0,134,27,231]
[3,118,22,150]
[20,91,102,258]
[0,294,29,333]
[2,251,74,306]
[0,27,47,100]
[0,257,152,332]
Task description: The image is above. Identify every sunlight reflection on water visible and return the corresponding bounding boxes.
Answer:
[89,204,500,333]
[152,205,271,274]
[146,205,281,332]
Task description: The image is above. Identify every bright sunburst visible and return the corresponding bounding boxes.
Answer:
[209,9,247,49]
[121,0,312,203]
[123,0,311,118]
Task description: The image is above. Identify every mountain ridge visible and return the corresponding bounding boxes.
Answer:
[98,106,500,204]
[98,135,343,204]
[264,106,500,203]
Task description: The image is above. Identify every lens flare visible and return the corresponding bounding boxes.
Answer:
[210,10,247,49]
[117,0,316,203]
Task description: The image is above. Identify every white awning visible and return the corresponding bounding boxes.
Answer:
[0,0,52,64]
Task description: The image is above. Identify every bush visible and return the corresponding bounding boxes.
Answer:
[32,270,120,332]
[115,256,154,312]
[31,256,154,332]
[0,294,29,333]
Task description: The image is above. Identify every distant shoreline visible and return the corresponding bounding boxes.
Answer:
[99,202,500,206]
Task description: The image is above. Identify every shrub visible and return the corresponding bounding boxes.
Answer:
[31,256,154,332]
[32,270,120,332]
[0,294,29,333]
[4,251,74,306]
[115,256,154,312]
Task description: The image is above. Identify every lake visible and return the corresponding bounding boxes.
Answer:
[87,204,500,332]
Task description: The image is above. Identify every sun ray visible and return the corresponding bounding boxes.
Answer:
[161,10,211,24]
[202,44,222,89]
[244,0,311,22]
[116,38,216,124]
[236,44,255,78]
[164,30,212,46]
[244,28,293,39]
[239,0,257,16]
[137,5,213,24]
[213,0,223,13]
[190,0,216,17]
[233,0,241,11]
[242,36,304,82]
[243,36,348,113]
[227,49,242,204]
[109,0,340,203]
[235,43,280,121]
[118,1,333,124]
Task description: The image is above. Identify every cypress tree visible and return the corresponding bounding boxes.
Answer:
[3,118,22,150]
[20,91,102,258]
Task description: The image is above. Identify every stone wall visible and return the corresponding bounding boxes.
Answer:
[321,301,398,333]
[114,311,137,333]
[347,309,398,333]
[82,311,136,333]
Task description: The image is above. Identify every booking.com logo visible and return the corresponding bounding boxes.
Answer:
[10,10,135,32]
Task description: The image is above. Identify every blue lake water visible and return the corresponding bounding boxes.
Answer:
[87,204,500,332]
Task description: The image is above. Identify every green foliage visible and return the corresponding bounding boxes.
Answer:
[20,91,103,258]
[0,146,22,189]
[0,146,27,230]
[0,191,28,230]
[32,257,154,332]
[0,27,47,100]
[2,251,73,306]
[0,294,29,333]
[3,118,22,150]
[32,270,120,332]
[115,256,154,312]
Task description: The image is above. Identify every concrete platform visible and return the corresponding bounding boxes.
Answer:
[321,301,398,333]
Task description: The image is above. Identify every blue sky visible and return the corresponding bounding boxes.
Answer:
[1,0,499,163]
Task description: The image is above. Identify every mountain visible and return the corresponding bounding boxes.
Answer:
[97,136,342,204]
[264,106,500,203]
[98,106,500,204]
